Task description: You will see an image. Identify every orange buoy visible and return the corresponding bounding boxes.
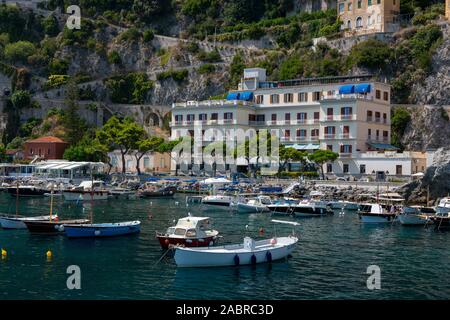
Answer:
[259,227,265,235]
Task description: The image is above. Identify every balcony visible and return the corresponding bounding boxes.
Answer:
[310,136,319,142]
[324,134,336,139]
[339,133,352,139]
[324,115,356,121]
[248,121,266,126]
[339,153,352,158]
[367,136,389,143]
[281,137,292,142]
[294,136,308,142]
[222,119,236,124]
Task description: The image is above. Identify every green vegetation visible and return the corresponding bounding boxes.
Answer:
[143,29,155,42]
[157,69,189,83]
[391,107,411,149]
[4,41,36,63]
[48,58,69,75]
[11,90,31,109]
[197,49,222,63]
[118,27,142,42]
[348,39,391,71]
[45,75,69,90]
[105,72,153,103]
[307,150,339,180]
[107,51,122,65]
[42,14,60,36]
[197,63,216,74]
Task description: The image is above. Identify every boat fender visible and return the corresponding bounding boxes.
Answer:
[234,254,240,266]
[94,230,101,236]
[259,227,265,235]
[251,254,257,265]
[58,225,64,232]
[209,241,214,246]
[266,251,272,262]
[164,239,170,246]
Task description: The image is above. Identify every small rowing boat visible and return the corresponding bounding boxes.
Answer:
[0,215,59,229]
[64,221,141,238]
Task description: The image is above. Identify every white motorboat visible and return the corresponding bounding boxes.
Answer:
[358,203,397,223]
[328,200,359,211]
[109,188,137,200]
[201,195,235,208]
[63,181,109,201]
[267,199,332,217]
[174,236,298,267]
[235,196,272,213]
[436,197,450,215]
[0,214,59,229]
[398,206,435,226]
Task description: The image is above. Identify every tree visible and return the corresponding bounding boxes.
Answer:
[279,146,307,173]
[348,39,392,71]
[4,41,36,63]
[156,137,191,176]
[11,90,31,109]
[42,14,60,36]
[308,149,339,180]
[391,107,411,149]
[133,136,164,175]
[62,80,87,145]
[63,136,108,163]
[97,116,146,174]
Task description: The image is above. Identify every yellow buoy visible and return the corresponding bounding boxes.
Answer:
[46,250,52,259]
[1,248,6,257]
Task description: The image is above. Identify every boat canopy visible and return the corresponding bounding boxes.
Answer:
[339,84,355,94]
[226,92,240,100]
[176,217,211,229]
[354,83,371,93]
[200,177,232,184]
[288,143,320,151]
[239,91,254,101]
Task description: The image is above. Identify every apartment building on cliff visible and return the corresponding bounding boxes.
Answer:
[338,0,401,36]
[169,68,407,177]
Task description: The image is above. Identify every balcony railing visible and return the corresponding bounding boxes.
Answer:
[324,134,336,139]
[324,115,356,121]
[339,153,352,158]
[339,134,352,139]
[294,136,307,141]
[368,136,389,143]
[222,119,235,124]
[248,121,266,126]
[281,137,291,142]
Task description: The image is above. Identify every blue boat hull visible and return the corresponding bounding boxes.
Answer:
[64,222,141,238]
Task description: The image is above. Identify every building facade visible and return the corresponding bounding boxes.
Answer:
[23,136,69,160]
[338,0,400,36]
[170,68,398,176]
[108,150,171,174]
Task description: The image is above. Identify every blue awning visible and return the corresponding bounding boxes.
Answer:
[355,83,371,94]
[367,142,400,150]
[339,85,355,94]
[226,92,240,100]
[239,91,254,101]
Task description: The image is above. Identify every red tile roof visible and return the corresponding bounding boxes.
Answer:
[26,136,67,143]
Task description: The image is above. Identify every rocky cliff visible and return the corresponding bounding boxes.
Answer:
[398,105,450,151]
[400,148,450,204]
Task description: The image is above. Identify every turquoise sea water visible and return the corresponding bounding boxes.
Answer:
[0,192,449,300]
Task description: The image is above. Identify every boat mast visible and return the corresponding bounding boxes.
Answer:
[49,185,54,222]
[90,163,94,224]
[15,170,19,217]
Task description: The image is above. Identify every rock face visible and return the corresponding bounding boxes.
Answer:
[399,105,450,151]
[412,24,450,105]
[400,148,450,204]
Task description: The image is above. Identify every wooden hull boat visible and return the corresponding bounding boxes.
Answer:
[64,221,141,238]
[7,186,46,197]
[139,186,177,198]
[157,233,219,249]
[174,236,298,268]
[24,219,90,234]
[0,215,58,229]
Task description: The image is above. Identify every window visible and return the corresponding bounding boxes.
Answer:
[174,115,183,123]
[340,145,353,154]
[256,95,264,104]
[248,114,256,122]
[324,126,336,136]
[367,110,373,121]
[356,17,363,28]
[357,0,362,8]
[312,92,321,101]
[327,163,333,173]
[211,113,218,120]
[270,94,279,104]
[296,129,307,138]
[284,93,293,103]
[143,157,150,168]
[314,112,320,122]
[284,130,290,138]
[341,107,353,119]
[271,114,277,123]
[327,145,333,151]
[224,112,233,120]
[311,129,319,137]
[368,0,372,5]
[375,112,381,122]
[347,20,352,29]
[368,15,372,25]
[383,113,387,123]
[360,164,366,174]
[343,164,349,174]
[327,108,334,120]
[396,165,402,175]
[187,114,195,123]
[339,3,344,13]
[199,113,207,121]
[285,113,291,123]
[256,114,265,122]
[298,92,308,102]
[342,126,350,138]
[348,3,352,10]
[48,148,50,155]
[383,91,389,101]
[376,90,381,99]
[297,112,307,122]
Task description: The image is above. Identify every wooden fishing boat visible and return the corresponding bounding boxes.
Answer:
[358,203,397,223]
[0,215,58,229]
[156,216,219,249]
[24,219,91,234]
[64,221,141,238]
[139,185,177,198]
[7,185,46,197]
[174,236,298,268]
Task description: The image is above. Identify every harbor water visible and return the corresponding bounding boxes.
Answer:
[0,193,449,300]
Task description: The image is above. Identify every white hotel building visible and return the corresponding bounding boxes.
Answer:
[170,68,425,177]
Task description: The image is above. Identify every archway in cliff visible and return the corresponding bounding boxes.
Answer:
[145,112,160,128]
